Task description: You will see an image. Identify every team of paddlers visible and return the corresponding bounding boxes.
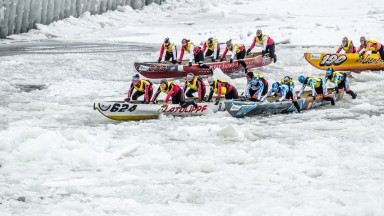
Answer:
[125,31,364,112]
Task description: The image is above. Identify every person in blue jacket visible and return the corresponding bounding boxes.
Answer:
[261,82,301,112]
[244,77,265,101]
[297,75,335,106]
[324,67,357,99]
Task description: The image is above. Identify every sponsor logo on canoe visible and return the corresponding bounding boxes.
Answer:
[310,54,321,60]
[357,56,384,64]
[99,103,138,112]
[138,65,150,71]
[148,65,168,72]
[230,104,242,111]
[319,54,347,66]
[161,105,208,113]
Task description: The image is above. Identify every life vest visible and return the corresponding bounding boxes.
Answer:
[183,41,194,53]
[255,34,273,45]
[280,76,294,87]
[211,80,228,95]
[163,42,174,54]
[226,43,244,53]
[205,39,218,51]
[187,76,204,91]
[134,80,152,92]
[327,72,344,84]
[341,40,353,53]
[160,81,174,93]
[362,39,377,51]
[305,77,322,88]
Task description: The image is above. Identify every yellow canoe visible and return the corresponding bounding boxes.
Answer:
[304,53,384,71]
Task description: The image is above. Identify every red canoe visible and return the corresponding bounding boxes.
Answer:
[134,53,272,79]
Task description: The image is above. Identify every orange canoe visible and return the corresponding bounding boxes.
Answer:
[304,53,384,71]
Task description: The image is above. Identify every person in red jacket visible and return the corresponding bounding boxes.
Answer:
[152,79,198,108]
[158,37,177,64]
[220,39,248,73]
[357,36,384,60]
[336,37,356,53]
[125,74,153,103]
[246,29,276,63]
[179,38,212,71]
[202,37,220,62]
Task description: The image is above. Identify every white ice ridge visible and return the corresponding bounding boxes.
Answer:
[0,0,164,38]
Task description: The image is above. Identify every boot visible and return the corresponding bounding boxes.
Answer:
[323,96,335,106]
[244,68,248,73]
[192,101,198,109]
[273,56,277,63]
[347,90,357,99]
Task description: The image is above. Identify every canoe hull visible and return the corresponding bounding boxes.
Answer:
[304,53,384,71]
[225,90,344,118]
[134,54,272,79]
[94,100,226,121]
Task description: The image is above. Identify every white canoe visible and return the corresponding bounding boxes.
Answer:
[93,100,225,121]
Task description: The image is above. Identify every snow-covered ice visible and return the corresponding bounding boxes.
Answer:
[1,0,384,215]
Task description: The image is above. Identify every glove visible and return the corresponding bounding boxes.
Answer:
[275,99,280,102]
[124,98,131,102]
[246,49,251,55]
[262,50,266,56]
[220,58,224,62]
[359,51,365,57]
[153,100,158,104]
[157,57,162,63]
[212,58,216,62]
[178,61,182,65]
[297,96,301,99]
[172,60,177,64]
[188,62,192,67]
[312,95,316,100]
[229,58,233,63]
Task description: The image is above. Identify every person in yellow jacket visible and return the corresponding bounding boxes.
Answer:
[206,77,239,101]
[125,74,153,104]
[357,36,384,60]
[158,37,177,64]
[297,75,335,106]
[184,73,206,102]
[336,37,356,53]
[246,29,277,63]
[220,39,248,73]
[202,37,221,62]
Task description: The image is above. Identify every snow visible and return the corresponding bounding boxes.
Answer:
[1,0,384,215]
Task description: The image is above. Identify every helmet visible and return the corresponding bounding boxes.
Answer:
[283,76,291,84]
[326,67,333,76]
[342,37,348,46]
[271,82,279,91]
[360,36,366,44]
[181,38,187,45]
[208,37,213,44]
[246,72,254,79]
[226,39,232,47]
[164,37,170,43]
[160,79,167,85]
[187,73,194,81]
[251,77,260,85]
[208,77,215,84]
[298,75,306,83]
[256,29,262,37]
[132,74,140,82]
